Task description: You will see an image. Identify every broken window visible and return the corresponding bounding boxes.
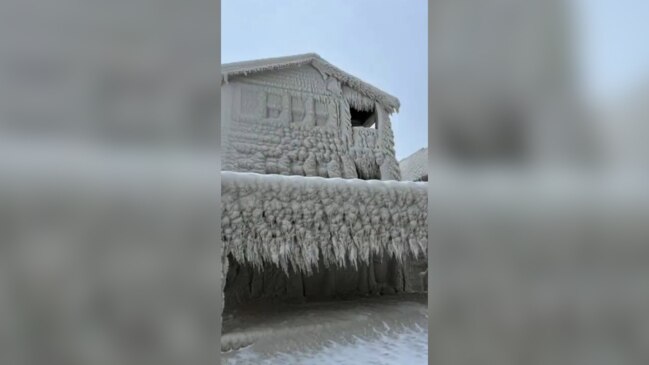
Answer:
[350,106,378,129]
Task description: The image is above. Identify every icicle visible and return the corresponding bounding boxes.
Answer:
[222,53,400,112]
[339,99,353,148]
[221,172,426,276]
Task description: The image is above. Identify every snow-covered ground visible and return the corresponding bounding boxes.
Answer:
[222,294,428,365]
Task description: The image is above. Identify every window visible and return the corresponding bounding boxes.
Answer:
[350,106,377,129]
[291,96,305,122]
[314,100,328,127]
[266,93,282,118]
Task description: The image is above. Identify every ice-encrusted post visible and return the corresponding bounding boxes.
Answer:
[338,97,358,179]
[377,102,401,181]
[339,98,353,148]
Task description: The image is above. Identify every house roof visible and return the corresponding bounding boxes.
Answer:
[399,147,428,181]
[222,53,400,113]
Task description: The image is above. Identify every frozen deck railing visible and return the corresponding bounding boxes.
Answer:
[221,171,427,275]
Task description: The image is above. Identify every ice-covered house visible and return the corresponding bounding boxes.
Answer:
[221,53,401,180]
[220,54,427,328]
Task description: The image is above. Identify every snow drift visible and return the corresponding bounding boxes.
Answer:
[221,172,427,275]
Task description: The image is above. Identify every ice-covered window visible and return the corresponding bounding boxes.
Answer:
[291,96,305,122]
[266,93,282,118]
[350,106,377,129]
[314,100,328,127]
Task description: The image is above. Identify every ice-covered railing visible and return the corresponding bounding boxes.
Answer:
[352,128,379,148]
[221,171,427,274]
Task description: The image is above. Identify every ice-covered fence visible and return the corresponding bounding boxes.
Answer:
[221,171,427,275]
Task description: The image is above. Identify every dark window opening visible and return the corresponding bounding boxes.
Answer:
[350,106,377,128]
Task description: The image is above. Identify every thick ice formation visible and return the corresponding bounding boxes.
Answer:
[221,54,401,181]
[400,148,428,181]
[221,53,400,113]
[221,172,427,275]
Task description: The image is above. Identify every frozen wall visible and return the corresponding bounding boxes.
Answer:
[221,65,400,180]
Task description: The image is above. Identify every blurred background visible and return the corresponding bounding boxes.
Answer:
[429,1,649,364]
[430,0,649,169]
[0,1,221,364]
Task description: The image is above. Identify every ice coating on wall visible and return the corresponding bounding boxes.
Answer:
[221,172,427,275]
[221,58,401,181]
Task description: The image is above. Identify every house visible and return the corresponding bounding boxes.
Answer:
[221,53,401,180]
[220,55,427,339]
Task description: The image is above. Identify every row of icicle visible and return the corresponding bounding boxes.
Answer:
[222,171,427,275]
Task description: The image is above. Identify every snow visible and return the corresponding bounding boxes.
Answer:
[224,325,427,365]
[221,171,427,275]
[221,294,427,365]
[399,147,427,181]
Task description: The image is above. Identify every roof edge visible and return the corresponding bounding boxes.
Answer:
[221,53,400,113]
